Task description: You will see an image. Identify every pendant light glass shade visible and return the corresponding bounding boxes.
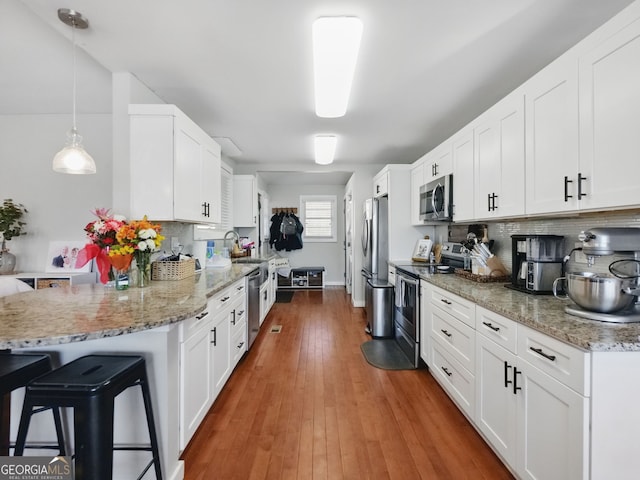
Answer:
[52,128,96,174]
[53,9,95,174]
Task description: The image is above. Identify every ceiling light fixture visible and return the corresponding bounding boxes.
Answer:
[314,135,337,165]
[52,8,96,175]
[312,17,363,118]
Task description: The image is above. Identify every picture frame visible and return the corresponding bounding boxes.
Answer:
[411,238,433,263]
[45,241,92,273]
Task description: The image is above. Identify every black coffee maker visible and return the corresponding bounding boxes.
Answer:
[507,234,564,294]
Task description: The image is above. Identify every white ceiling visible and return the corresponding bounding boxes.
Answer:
[3,0,635,174]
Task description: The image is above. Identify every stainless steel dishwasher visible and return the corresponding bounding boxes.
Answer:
[247,263,267,349]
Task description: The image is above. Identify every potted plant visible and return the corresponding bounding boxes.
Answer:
[0,198,27,274]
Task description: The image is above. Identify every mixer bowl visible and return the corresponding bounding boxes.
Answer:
[563,272,635,313]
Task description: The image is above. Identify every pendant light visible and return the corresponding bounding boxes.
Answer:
[52,8,96,174]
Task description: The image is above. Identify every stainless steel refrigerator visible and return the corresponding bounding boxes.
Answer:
[361,196,388,281]
[361,196,393,338]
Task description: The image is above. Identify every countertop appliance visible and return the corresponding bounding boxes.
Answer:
[247,262,268,348]
[506,234,564,294]
[393,266,421,368]
[419,174,453,222]
[559,227,640,323]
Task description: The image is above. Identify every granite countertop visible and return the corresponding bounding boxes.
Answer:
[0,264,259,350]
[423,272,640,352]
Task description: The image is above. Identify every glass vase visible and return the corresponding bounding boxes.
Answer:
[135,252,152,288]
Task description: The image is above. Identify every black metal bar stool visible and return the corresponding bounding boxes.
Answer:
[14,354,162,480]
[0,352,66,456]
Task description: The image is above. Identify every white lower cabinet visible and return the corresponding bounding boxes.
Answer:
[179,277,247,451]
[211,304,231,397]
[428,285,476,420]
[474,306,589,480]
[179,309,213,450]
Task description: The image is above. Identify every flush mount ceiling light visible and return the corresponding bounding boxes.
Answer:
[52,8,96,174]
[313,17,363,118]
[314,135,337,165]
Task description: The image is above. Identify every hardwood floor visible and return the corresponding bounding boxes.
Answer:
[181,287,514,480]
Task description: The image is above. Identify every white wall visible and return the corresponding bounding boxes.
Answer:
[0,114,112,272]
[266,184,345,285]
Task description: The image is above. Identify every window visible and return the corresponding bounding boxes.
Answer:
[300,195,337,242]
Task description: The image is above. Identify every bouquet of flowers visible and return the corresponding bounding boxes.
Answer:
[111,216,165,287]
[76,208,126,283]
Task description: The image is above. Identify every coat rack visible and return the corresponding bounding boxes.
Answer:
[272,208,298,214]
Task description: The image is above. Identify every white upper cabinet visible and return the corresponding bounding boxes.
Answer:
[473,92,525,220]
[373,169,389,197]
[425,142,453,181]
[451,127,475,222]
[525,55,580,215]
[233,175,258,227]
[410,156,426,225]
[129,104,221,223]
[578,11,640,211]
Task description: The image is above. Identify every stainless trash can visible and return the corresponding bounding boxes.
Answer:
[365,278,394,338]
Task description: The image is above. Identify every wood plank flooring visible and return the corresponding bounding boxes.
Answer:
[181,287,514,480]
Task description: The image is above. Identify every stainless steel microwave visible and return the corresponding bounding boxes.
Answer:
[419,174,453,222]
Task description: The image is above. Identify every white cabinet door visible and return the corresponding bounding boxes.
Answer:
[179,316,212,449]
[373,170,389,197]
[525,55,580,215]
[202,141,222,224]
[419,282,431,366]
[474,93,525,220]
[211,309,231,398]
[233,175,257,227]
[259,282,269,325]
[410,160,425,225]
[475,333,518,468]
[129,104,221,223]
[426,142,453,180]
[579,15,640,211]
[174,125,204,222]
[451,129,475,222]
[515,358,589,480]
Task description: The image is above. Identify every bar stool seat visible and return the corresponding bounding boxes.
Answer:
[14,354,162,480]
[0,352,65,456]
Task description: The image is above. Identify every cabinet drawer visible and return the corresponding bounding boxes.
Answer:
[429,285,475,327]
[231,324,247,367]
[431,341,475,420]
[432,306,475,372]
[517,325,590,396]
[209,278,245,314]
[230,303,246,337]
[178,308,212,342]
[476,306,517,354]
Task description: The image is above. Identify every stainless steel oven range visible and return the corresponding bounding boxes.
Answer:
[393,266,421,368]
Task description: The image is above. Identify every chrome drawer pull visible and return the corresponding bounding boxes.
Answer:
[441,366,453,377]
[530,347,556,362]
[440,329,452,338]
[482,321,500,332]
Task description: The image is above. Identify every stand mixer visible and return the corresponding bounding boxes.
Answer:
[558,227,640,323]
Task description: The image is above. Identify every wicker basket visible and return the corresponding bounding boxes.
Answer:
[151,257,196,281]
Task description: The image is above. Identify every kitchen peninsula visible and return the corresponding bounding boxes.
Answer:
[0,263,259,480]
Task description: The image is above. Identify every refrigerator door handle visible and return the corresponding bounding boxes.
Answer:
[361,219,369,255]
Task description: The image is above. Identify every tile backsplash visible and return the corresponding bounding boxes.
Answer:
[484,210,640,273]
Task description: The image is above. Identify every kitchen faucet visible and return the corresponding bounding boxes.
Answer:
[223,230,240,252]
